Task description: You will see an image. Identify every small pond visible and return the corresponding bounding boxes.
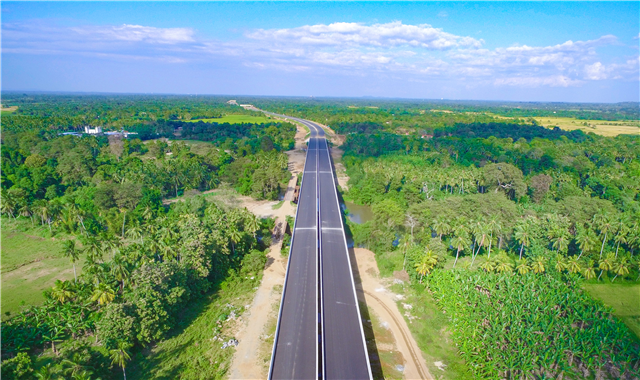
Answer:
[342,201,374,224]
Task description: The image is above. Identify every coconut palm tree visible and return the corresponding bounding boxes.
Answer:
[514,219,532,260]
[582,262,597,280]
[126,222,144,246]
[415,250,438,283]
[597,253,615,280]
[515,259,530,275]
[531,257,546,274]
[111,254,131,292]
[496,254,514,273]
[566,256,581,274]
[61,240,81,283]
[91,283,116,306]
[228,226,243,256]
[486,218,502,258]
[452,225,469,268]
[576,225,597,259]
[109,341,131,380]
[1,189,18,219]
[50,280,75,303]
[593,213,613,258]
[246,214,261,240]
[83,237,104,263]
[611,256,630,282]
[432,217,451,241]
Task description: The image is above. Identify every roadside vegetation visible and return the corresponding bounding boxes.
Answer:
[276,99,640,378]
[0,95,292,379]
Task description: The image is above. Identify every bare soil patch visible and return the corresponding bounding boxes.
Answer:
[352,248,434,380]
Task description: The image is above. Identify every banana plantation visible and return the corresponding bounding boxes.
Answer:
[425,270,640,379]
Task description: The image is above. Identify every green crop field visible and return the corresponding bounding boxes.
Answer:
[1,218,82,319]
[583,283,640,339]
[185,114,271,124]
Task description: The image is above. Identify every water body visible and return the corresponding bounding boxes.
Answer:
[342,201,374,224]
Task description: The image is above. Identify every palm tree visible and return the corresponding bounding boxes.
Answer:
[576,225,596,259]
[62,240,81,283]
[515,259,530,275]
[480,258,496,273]
[531,257,546,274]
[19,204,34,225]
[597,253,615,280]
[554,255,567,273]
[551,232,570,255]
[109,341,132,380]
[111,254,131,292]
[593,213,613,258]
[496,254,514,273]
[1,189,18,219]
[514,219,532,260]
[34,363,59,379]
[611,256,630,282]
[228,226,243,256]
[613,223,629,258]
[452,228,469,268]
[126,223,144,246]
[582,263,597,280]
[470,220,488,267]
[432,217,450,240]
[83,237,104,263]
[415,250,438,283]
[91,283,116,306]
[246,214,261,240]
[566,256,581,274]
[51,280,75,303]
[486,218,502,258]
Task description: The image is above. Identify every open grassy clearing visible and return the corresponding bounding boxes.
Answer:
[583,283,640,340]
[179,139,218,155]
[533,116,639,136]
[184,114,271,124]
[483,113,639,136]
[1,218,82,319]
[127,271,263,380]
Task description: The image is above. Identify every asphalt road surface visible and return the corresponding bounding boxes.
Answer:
[269,116,371,380]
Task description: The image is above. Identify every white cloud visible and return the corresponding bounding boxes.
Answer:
[494,75,582,88]
[71,24,195,44]
[246,21,483,49]
[584,62,607,80]
[3,20,636,89]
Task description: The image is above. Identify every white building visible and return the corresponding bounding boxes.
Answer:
[84,126,102,134]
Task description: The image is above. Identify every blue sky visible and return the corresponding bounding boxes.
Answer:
[2,2,639,102]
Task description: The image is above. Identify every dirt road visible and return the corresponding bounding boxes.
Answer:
[353,248,433,380]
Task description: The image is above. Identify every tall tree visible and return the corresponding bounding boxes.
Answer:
[61,240,81,283]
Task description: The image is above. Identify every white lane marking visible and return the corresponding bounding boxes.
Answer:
[321,227,343,231]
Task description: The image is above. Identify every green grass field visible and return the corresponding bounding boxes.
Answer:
[185,114,271,124]
[533,116,639,137]
[583,283,640,339]
[1,218,82,319]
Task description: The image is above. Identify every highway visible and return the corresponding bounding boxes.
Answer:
[268,115,372,379]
